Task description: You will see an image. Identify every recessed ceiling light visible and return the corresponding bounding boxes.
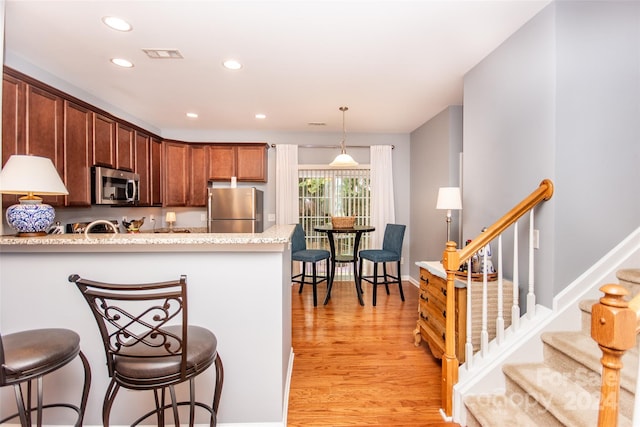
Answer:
[223,60,242,70]
[186,112,199,119]
[110,58,134,68]
[102,16,132,32]
[255,114,266,120]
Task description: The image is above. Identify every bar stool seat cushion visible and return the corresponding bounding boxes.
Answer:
[114,325,217,384]
[292,249,330,263]
[2,328,81,384]
[359,249,398,263]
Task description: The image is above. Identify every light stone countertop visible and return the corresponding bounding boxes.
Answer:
[0,224,295,253]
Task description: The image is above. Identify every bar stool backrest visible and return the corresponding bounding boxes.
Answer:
[69,274,189,381]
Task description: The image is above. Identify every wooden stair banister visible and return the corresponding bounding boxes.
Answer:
[440,178,554,417]
[591,285,640,427]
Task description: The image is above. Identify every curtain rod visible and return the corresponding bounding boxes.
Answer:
[270,144,394,149]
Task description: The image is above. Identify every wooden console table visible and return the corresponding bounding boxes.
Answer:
[414,261,513,364]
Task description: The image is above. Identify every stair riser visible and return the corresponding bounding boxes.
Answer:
[504,376,564,426]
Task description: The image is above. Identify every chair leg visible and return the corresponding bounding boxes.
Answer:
[383,263,390,295]
[169,385,180,426]
[297,263,307,293]
[76,351,91,427]
[188,378,196,427]
[212,354,224,426]
[311,262,318,307]
[397,261,405,301]
[12,383,29,426]
[372,262,378,306]
[103,379,119,427]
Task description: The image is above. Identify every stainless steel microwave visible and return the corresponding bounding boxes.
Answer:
[91,166,139,205]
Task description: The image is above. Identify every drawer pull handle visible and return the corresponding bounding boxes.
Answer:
[441,287,447,297]
[442,310,446,318]
[420,313,428,321]
[442,332,446,340]
[419,294,428,302]
[420,276,429,284]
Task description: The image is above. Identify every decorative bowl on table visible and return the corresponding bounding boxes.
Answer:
[331,216,355,229]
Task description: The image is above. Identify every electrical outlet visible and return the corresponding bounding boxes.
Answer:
[533,229,540,249]
[150,215,155,222]
[268,213,276,222]
[200,213,206,222]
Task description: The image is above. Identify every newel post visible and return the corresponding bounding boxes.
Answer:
[441,241,460,417]
[591,284,637,427]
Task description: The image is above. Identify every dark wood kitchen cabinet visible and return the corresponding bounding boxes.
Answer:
[2,74,24,207]
[237,144,268,182]
[150,137,163,206]
[116,124,135,171]
[163,142,209,207]
[1,77,65,207]
[134,132,151,206]
[189,144,208,207]
[93,113,116,168]
[163,141,189,207]
[63,101,92,207]
[207,143,268,182]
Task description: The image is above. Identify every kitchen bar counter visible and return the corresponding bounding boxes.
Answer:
[0,225,294,426]
[0,224,292,252]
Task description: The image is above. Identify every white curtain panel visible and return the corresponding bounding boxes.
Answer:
[275,144,299,225]
[369,145,395,248]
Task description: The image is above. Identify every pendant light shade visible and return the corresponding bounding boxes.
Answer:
[330,106,358,167]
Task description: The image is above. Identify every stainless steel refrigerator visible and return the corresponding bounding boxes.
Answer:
[207,187,264,233]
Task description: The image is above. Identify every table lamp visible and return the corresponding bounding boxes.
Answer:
[0,155,69,236]
[165,211,176,232]
[436,187,462,243]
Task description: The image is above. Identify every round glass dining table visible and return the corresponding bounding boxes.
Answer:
[313,224,375,306]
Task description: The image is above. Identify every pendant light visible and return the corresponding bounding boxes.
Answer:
[330,106,358,167]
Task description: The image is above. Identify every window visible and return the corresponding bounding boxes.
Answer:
[298,167,371,279]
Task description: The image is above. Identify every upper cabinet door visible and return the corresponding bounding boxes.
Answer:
[237,144,268,182]
[25,84,65,206]
[2,74,25,207]
[163,141,189,207]
[63,101,92,207]
[207,145,236,180]
[150,137,163,206]
[116,124,135,171]
[93,113,116,168]
[134,132,151,206]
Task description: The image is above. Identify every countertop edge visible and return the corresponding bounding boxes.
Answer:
[0,224,295,253]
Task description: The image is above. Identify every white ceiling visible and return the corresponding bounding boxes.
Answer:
[4,0,550,135]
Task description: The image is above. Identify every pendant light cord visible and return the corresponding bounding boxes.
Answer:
[340,106,348,154]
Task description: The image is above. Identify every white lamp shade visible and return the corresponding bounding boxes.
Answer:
[0,155,68,196]
[165,211,176,222]
[436,187,462,210]
[330,153,359,167]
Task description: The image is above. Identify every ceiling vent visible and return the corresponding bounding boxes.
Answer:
[142,49,183,59]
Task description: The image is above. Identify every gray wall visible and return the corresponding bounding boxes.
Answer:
[462,1,640,307]
[409,106,462,279]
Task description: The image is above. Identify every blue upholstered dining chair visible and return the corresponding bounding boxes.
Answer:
[291,224,331,307]
[358,224,406,306]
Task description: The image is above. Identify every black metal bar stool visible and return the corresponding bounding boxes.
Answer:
[69,273,224,426]
[0,328,91,426]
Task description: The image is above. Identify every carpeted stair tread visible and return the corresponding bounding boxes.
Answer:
[542,331,637,393]
[503,362,603,426]
[464,394,539,427]
[617,268,640,296]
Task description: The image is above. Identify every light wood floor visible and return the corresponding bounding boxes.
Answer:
[288,278,446,426]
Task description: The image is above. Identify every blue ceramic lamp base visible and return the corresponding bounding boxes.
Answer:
[6,199,56,236]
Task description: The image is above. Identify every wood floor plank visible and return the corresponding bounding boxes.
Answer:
[288,280,447,426]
